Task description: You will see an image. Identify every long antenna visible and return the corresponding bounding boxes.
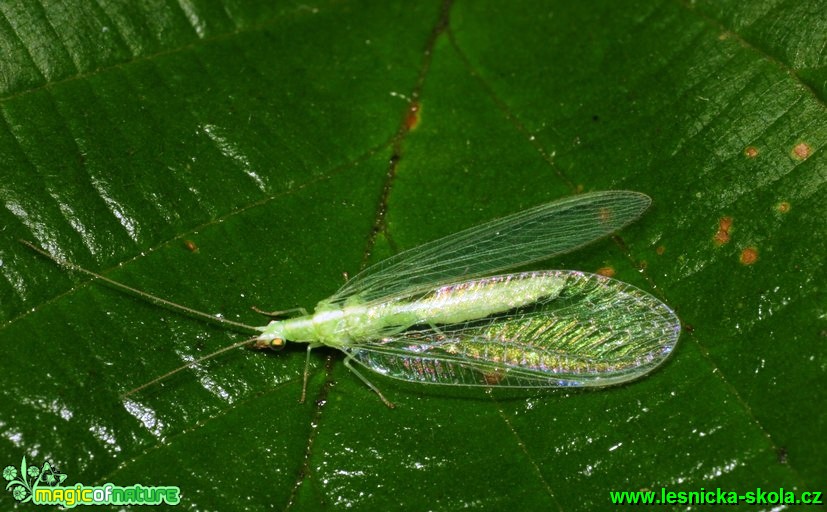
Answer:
[122,337,259,397]
[19,239,261,334]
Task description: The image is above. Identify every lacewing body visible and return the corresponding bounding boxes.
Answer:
[252,190,680,405]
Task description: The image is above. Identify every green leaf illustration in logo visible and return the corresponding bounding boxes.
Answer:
[3,457,66,503]
[4,457,35,502]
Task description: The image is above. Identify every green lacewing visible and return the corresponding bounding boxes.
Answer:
[23,190,679,407]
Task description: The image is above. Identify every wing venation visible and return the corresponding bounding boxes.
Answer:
[327,191,650,306]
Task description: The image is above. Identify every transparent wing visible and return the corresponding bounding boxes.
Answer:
[326,191,651,307]
[345,271,680,387]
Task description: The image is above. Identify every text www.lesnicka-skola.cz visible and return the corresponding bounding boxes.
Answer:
[610,487,822,506]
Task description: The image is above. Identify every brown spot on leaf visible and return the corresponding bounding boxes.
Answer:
[405,101,420,130]
[596,266,616,277]
[184,240,198,252]
[740,247,758,265]
[713,216,733,245]
[776,201,791,213]
[744,146,759,158]
[791,142,811,160]
[656,245,665,255]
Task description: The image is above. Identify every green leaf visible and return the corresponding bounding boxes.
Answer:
[0,1,823,510]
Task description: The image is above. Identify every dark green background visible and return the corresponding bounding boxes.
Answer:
[0,1,823,510]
